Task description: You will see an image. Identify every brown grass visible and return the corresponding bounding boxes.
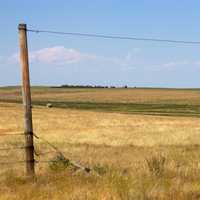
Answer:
[0,102,200,199]
[1,87,200,105]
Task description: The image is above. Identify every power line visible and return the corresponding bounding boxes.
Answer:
[27,28,200,45]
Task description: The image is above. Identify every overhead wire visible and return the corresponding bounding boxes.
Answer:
[27,28,200,45]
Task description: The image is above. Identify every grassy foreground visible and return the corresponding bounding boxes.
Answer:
[1,87,200,199]
[1,102,200,199]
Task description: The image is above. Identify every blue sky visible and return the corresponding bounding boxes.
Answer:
[1,1,200,87]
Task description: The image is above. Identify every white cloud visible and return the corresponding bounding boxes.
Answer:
[194,61,200,66]
[0,56,3,63]
[10,47,200,73]
[8,54,19,64]
[162,61,189,68]
[106,49,141,68]
[10,46,97,65]
[9,46,142,70]
[145,60,191,72]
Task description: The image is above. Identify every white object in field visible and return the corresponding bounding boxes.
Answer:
[46,103,53,108]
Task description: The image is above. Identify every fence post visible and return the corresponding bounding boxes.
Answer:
[18,23,35,177]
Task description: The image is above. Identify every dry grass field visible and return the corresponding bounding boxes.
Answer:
[1,87,200,199]
[1,86,200,105]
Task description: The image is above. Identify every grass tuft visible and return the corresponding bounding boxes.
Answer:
[146,155,166,177]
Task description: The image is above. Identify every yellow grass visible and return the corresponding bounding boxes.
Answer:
[1,87,200,104]
[1,102,200,199]
[1,102,200,146]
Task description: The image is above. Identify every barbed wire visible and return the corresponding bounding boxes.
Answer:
[33,133,63,155]
[0,146,26,151]
[34,150,56,156]
[0,132,91,174]
[27,28,200,45]
[0,161,27,165]
[0,133,24,136]
[0,160,66,165]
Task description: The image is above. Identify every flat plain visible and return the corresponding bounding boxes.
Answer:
[1,87,200,200]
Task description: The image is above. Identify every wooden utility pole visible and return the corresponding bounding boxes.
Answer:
[18,23,35,176]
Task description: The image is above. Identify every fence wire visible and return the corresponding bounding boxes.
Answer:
[0,132,68,166]
[0,133,24,136]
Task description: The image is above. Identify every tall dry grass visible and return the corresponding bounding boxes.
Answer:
[0,102,200,199]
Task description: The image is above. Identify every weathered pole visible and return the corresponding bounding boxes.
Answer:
[18,23,35,176]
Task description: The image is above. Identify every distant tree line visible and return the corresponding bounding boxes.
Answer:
[52,84,129,89]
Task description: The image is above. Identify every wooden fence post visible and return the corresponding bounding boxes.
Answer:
[18,23,35,177]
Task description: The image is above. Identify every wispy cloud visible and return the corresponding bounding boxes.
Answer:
[8,46,142,70]
[194,61,200,66]
[107,48,141,69]
[8,47,200,73]
[0,56,3,63]
[161,61,189,70]
[9,46,97,65]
